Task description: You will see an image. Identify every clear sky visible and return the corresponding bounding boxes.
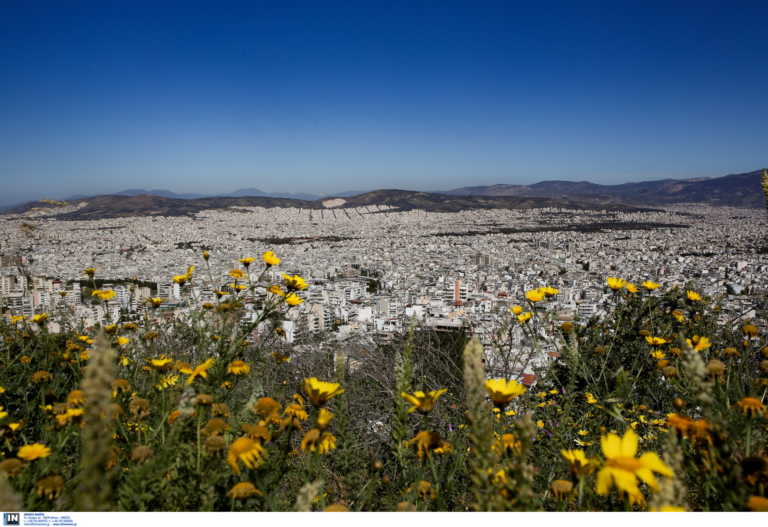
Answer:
[1,1,767,205]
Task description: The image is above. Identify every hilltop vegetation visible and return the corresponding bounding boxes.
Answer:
[0,252,766,512]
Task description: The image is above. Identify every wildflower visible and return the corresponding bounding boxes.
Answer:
[415,480,437,501]
[561,321,574,332]
[20,355,32,364]
[227,269,246,281]
[253,397,282,423]
[104,324,118,334]
[596,428,673,504]
[18,443,52,461]
[607,277,627,290]
[748,496,768,512]
[35,475,65,500]
[706,359,726,378]
[9,315,24,324]
[31,370,52,383]
[525,289,545,302]
[517,312,533,324]
[303,378,344,407]
[400,389,448,414]
[262,251,281,266]
[650,350,666,360]
[686,290,702,301]
[204,435,226,454]
[284,401,309,424]
[155,374,179,391]
[510,305,523,315]
[272,351,291,362]
[195,394,213,406]
[83,267,96,277]
[116,336,129,346]
[149,356,174,370]
[585,393,598,404]
[31,313,48,324]
[227,437,267,474]
[202,417,229,437]
[484,378,526,409]
[537,419,545,428]
[8,423,21,432]
[736,397,766,418]
[282,273,308,291]
[742,324,759,337]
[202,250,210,260]
[227,360,251,375]
[285,293,303,306]
[239,257,256,267]
[406,430,452,459]
[181,358,215,384]
[686,335,711,352]
[66,390,85,406]
[0,458,24,476]
[645,336,668,346]
[242,423,271,443]
[300,428,337,454]
[129,396,150,419]
[91,289,116,301]
[172,274,188,285]
[642,281,661,290]
[625,283,639,293]
[228,481,262,499]
[147,297,164,307]
[550,479,574,498]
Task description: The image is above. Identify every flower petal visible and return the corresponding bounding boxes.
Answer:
[639,452,674,477]
[601,433,621,459]
[620,428,638,457]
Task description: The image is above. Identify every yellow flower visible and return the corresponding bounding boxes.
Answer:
[651,506,686,512]
[645,336,668,346]
[540,286,559,296]
[83,267,97,277]
[282,273,308,291]
[607,277,627,290]
[484,378,527,409]
[91,289,116,301]
[182,358,215,384]
[625,283,639,293]
[252,397,282,423]
[9,315,25,324]
[736,397,766,418]
[262,251,281,266]
[269,285,286,297]
[202,250,210,261]
[228,481,262,499]
[227,360,251,375]
[31,313,48,324]
[510,305,523,315]
[517,311,533,324]
[747,495,768,512]
[405,430,452,459]
[400,389,448,414]
[116,336,129,346]
[239,257,256,267]
[172,274,188,285]
[227,437,267,474]
[671,310,686,323]
[303,378,344,407]
[316,408,335,430]
[585,393,598,404]
[686,290,702,301]
[35,475,65,501]
[0,406,7,419]
[18,443,52,461]
[596,428,673,504]
[285,293,303,306]
[525,289,545,302]
[686,335,711,352]
[8,423,21,432]
[67,390,85,406]
[300,428,337,454]
[55,408,84,426]
[650,350,666,360]
[154,374,179,391]
[147,297,164,307]
[228,269,246,280]
[642,281,661,290]
[148,356,174,370]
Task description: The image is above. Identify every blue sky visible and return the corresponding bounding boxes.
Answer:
[1,1,767,205]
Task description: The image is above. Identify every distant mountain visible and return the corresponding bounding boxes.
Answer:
[444,169,766,208]
[114,188,209,199]
[222,188,321,201]
[3,190,647,220]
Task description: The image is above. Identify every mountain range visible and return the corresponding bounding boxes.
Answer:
[4,168,765,219]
